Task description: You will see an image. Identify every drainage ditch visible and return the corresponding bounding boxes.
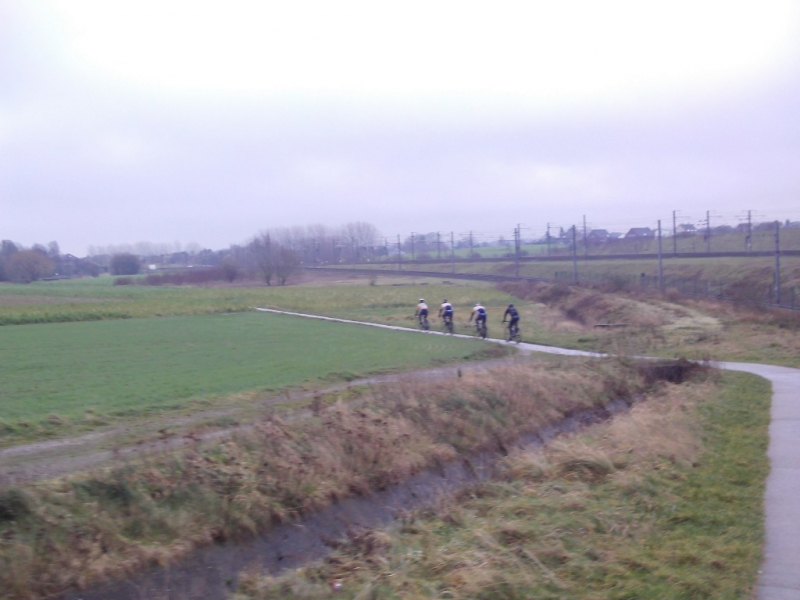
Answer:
[54,397,633,600]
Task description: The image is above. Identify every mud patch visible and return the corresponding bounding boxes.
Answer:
[637,359,706,385]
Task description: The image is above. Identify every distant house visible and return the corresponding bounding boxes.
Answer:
[624,227,654,239]
[755,221,777,231]
[586,229,611,244]
[53,254,101,277]
[675,223,697,236]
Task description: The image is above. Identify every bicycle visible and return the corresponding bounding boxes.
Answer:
[417,314,430,331]
[441,315,454,334]
[475,319,487,339]
[503,320,521,343]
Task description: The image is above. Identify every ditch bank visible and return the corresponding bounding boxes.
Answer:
[50,360,701,600]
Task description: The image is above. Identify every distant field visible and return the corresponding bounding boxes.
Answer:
[379,226,800,261]
[368,255,800,288]
[0,276,520,328]
[0,311,484,434]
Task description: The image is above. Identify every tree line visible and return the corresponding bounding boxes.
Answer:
[1,221,382,285]
[228,222,381,285]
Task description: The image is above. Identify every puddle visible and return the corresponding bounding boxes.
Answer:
[54,398,631,600]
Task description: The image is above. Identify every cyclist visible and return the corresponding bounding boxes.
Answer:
[468,302,487,332]
[415,299,429,328]
[439,299,454,328]
[503,303,520,338]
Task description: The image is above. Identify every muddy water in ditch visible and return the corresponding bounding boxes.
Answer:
[55,399,631,600]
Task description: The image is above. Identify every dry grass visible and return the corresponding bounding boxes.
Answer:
[0,356,665,599]
[237,370,768,599]
[498,279,800,367]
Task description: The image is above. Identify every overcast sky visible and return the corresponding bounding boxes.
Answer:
[2,1,799,255]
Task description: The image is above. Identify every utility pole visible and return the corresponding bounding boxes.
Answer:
[747,210,753,252]
[437,232,442,260]
[705,210,711,254]
[571,225,578,283]
[397,234,402,271]
[410,233,415,262]
[546,223,551,256]
[451,231,455,274]
[469,231,474,257]
[657,220,663,291]
[514,225,521,277]
[583,215,588,257]
[774,221,781,304]
[672,210,678,256]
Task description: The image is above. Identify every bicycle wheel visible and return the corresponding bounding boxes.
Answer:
[479,322,487,339]
[445,319,453,334]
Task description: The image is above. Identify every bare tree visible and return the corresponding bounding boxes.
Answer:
[250,233,276,285]
[275,244,300,285]
[248,230,303,285]
[340,221,381,262]
[218,255,240,282]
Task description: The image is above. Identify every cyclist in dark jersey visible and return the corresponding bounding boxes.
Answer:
[503,303,520,335]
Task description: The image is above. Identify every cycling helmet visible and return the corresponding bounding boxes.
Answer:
[508,303,514,308]
[475,302,480,306]
[419,299,425,303]
[443,299,447,303]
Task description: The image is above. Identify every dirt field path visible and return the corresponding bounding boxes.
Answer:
[0,355,514,485]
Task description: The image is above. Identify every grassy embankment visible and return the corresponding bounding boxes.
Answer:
[495,280,800,368]
[395,226,800,260]
[0,356,668,599]
[237,369,770,600]
[365,254,800,290]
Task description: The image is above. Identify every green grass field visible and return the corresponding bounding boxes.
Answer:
[0,311,484,435]
[0,276,518,327]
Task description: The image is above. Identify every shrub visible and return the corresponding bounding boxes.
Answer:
[5,251,54,283]
[110,253,141,276]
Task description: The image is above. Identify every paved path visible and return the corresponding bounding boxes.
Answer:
[257,309,800,598]
[717,362,800,600]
